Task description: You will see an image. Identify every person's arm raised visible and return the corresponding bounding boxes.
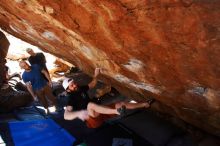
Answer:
[88,68,101,89]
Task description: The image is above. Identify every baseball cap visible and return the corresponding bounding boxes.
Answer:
[62,78,74,90]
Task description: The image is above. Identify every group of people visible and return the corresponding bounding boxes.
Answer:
[19,48,56,114]
[18,48,154,128]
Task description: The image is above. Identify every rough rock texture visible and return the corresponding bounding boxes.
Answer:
[0,0,219,136]
[0,31,9,87]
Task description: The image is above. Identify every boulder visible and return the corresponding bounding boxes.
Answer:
[0,0,219,136]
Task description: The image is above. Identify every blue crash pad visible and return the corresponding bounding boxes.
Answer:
[9,119,75,146]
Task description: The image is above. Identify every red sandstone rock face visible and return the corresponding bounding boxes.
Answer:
[0,0,219,136]
[0,31,9,86]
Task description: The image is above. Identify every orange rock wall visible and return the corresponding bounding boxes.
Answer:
[0,0,219,136]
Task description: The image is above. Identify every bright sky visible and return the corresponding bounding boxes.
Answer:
[1,30,56,75]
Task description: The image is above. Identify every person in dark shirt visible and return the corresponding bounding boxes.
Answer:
[26,48,48,72]
[63,68,153,128]
[26,48,49,81]
[63,68,121,123]
[19,61,57,114]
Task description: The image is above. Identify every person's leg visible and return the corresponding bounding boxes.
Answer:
[35,89,49,109]
[115,101,150,109]
[87,102,119,118]
[44,85,57,106]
